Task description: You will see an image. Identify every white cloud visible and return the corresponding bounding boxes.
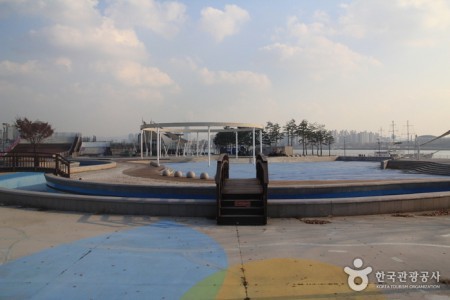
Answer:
[0,0,181,135]
[31,19,147,60]
[94,61,174,87]
[200,4,250,42]
[105,0,187,38]
[339,0,450,46]
[54,57,72,71]
[199,68,270,88]
[262,16,381,80]
[2,1,449,136]
[0,0,99,25]
[172,57,271,88]
[17,1,177,89]
[260,43,301,60]
[0,60,41,76]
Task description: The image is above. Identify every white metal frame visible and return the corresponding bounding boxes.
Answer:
[140,122,264,166]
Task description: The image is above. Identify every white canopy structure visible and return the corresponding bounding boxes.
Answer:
[140,122,264,166]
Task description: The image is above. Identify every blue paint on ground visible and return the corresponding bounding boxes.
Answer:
[0,220,227,300]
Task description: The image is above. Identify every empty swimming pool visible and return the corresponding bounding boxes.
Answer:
[164,161,446,181]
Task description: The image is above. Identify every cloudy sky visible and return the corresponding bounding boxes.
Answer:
[1,0,449,138]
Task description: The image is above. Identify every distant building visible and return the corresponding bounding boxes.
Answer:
[79,141,112,156]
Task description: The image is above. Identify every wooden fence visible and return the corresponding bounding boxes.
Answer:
[0,152,70,178]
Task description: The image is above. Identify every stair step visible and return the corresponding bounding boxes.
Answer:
[223,179,263,195]
[220,207,264,215]
[217,176,267,226]
[220,199,263,207]
[217,215,267,226]
[222,193,263,200]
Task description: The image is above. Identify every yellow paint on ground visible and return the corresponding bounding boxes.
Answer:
[215,258,385,299]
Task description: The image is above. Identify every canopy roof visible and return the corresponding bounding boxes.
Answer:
[141,122,264,133]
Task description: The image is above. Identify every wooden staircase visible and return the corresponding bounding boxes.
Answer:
[215,154,268,225]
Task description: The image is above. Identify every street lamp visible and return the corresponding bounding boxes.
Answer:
[2,123,8,152]
[377,138,381,156]
[343,136,346,157]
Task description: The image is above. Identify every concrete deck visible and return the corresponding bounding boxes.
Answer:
[0,206,449,299]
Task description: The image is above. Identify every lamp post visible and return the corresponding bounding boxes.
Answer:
[377,138,381,156]
[2,123,8,152]
[343,136,346,157]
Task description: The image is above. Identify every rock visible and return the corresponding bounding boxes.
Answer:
[174,170,183,177]
[150,161,160,167]
[186,171,196,178]
[162,169,173,176]
[200,172,209,180]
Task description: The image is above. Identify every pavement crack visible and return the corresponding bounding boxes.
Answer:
[56,233,113,277]
[77,249,93,261]
[59,249,93,276]
[0,227,29,264]
[235,226,250,300]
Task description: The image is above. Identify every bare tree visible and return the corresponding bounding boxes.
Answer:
[14,117,54,153]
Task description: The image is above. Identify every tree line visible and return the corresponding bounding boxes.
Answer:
[12,116,335,157]
[214,119,335,156]
[263,119,335,156]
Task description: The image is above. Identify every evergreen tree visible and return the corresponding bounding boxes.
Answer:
[283,119,297,146]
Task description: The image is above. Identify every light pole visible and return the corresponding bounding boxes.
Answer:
[377,138,381,156]
[343,136,346,157]
[2,123,8,152]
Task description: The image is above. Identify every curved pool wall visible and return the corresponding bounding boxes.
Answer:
[46,174,214,199]
[45,173,450,200]
[0,172,449,218]
[70,159,116,174]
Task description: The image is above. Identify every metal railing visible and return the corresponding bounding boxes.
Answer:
[215,154,230,217]
[0,152,71,178]
[215,153,269,220]
[256,154,269,219]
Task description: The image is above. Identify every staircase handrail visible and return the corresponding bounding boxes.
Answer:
[256,154,269,187]
[256,154,269,220]
[0,136,21,157]
[215,154,229,217]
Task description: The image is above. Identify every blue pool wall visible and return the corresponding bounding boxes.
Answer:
[0,172,449,218]
[43,173,450,200]
[0,172,46,189]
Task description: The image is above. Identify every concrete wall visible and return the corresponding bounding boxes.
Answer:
[45,174,216,199]
[269,193,450,218]
[0,187,216,217]
[1,183,449,218]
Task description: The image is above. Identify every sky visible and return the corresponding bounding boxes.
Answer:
[0,0,449,139]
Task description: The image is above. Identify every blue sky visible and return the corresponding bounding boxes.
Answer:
[0,0,449,138]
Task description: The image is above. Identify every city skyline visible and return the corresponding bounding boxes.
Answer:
[0,118,444,144]
[1,1,450,137]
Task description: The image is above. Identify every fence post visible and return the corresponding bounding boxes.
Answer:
[13,153,17,172]
[55,154,59,176]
